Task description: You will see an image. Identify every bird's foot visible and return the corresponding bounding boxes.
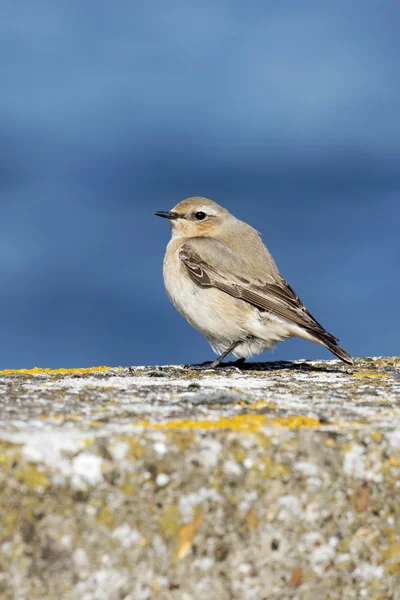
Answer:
[185,361,218,371]
[185,360,243,371]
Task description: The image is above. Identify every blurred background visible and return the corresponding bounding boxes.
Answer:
[1,1,399,368]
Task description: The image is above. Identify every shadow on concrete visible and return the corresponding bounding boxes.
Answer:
[189,359,351,375]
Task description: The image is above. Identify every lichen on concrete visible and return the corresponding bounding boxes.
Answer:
[0,357,399,599]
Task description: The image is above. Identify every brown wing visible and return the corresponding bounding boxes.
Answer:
[179,242,332,337]
[179,240,353,364]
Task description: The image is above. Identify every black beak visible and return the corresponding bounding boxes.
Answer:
[154,211,178,220]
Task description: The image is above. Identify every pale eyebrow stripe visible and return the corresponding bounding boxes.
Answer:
[196,207,217,215]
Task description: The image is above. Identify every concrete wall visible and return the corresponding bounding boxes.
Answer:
[0,357,399,599]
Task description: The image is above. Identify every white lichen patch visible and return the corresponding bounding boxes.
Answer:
[71,453,104,490]
[294,461,319,477]
[197,438,222,468]
[20,431,84,466]
[387,427,400,449]
[343,444,367,479]
[109,441,129,461]
[153,441,168,455]
[238,490,259,515]
[278,495,303,519]
[343,444,384,482]
[311,542,337,575]
[354,563,384,581]
[179,488,221,523]
[112,525,141,548]
[223,460,242,477]
[72,569,129,600]
[155,473,170,487]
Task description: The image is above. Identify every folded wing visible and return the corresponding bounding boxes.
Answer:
[179,238,353,364]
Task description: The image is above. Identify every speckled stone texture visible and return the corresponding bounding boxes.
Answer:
[0,357,399,600]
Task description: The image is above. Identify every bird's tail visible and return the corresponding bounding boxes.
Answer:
[310,329,354,365]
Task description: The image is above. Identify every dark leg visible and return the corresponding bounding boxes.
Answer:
[209,340,243,368]
[191,340,242,370]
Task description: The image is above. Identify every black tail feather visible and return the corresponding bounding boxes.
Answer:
[310,329,354,365]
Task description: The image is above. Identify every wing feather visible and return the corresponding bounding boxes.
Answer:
[179,241,339,344]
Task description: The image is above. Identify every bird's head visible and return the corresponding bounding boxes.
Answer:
[154,197,231,239]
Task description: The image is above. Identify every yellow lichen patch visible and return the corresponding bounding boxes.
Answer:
[388,457,399,467]
[272,415,321,428]
[138,414,266,432]
[174,509,203,562]
[40,414,81,421]
[0,366,114,376]
[158,504,182,541]
[246,508,259,530]
[136,414,321,432]
[261,456,289,478]
[120,482,135,496]
[174,432,196,451]
[16,465,50,490]
[381,544,400,564]
[371,431,384,443]
[0,449,20,473]
[123,438,146,459]
[4,512,17,534]
[255,432,271,449]
[246,400,278,411]
[234,450,247,462]
[353,372,388,379]
[96,505,115,530]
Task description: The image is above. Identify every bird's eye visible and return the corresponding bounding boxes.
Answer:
[194,211,207,220]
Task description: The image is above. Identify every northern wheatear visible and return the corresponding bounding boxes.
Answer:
[154,197,353,368]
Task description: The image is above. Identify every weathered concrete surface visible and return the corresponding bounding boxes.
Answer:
[0,357,399,600]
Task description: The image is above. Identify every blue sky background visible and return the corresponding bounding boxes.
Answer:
[1,1,399,368]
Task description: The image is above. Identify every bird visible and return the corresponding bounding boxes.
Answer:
[154,197,353,368]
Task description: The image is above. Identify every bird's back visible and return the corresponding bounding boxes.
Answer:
[216,217,280,281]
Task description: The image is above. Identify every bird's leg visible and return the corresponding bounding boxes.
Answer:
[190,340,242,370]
[209,340,242,368]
